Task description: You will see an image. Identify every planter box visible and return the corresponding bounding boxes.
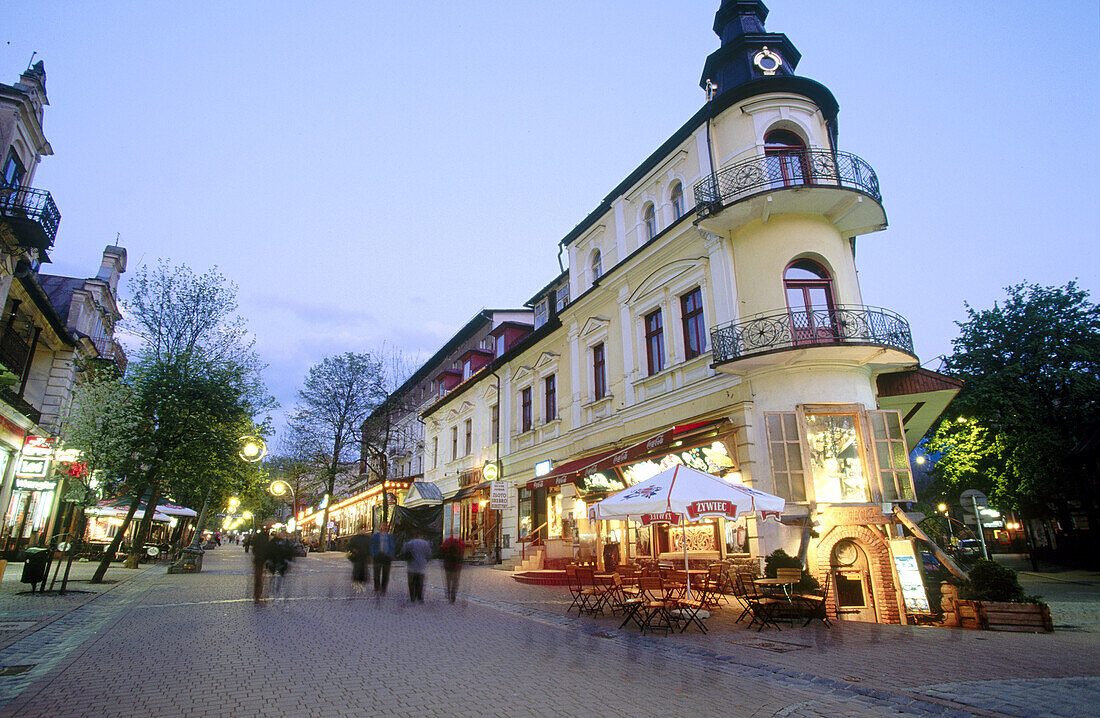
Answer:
[954,599,1052,633]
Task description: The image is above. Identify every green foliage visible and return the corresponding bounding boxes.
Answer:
[959,559,1025,603]
[926,282,1099,519]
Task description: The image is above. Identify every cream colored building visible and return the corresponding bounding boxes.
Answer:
[418,1,959,623]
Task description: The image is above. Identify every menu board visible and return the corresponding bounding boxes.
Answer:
[889,538,932,615]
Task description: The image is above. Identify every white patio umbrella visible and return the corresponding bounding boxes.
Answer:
[588,464,785,599]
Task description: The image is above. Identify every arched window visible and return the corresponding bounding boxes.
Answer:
[765,129,808,185]
[670,182,684,220]
[784,259,837,342]
[644,204,657,241]
[590,249,602,282]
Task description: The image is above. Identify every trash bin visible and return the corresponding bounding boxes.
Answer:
[21,547,49,587]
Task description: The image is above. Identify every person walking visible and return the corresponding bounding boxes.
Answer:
[265,531,295,597]
[439,536,465,603]
[370,522,395,597]
[251,528,270,603]
[404,532,432,603]
[347,525,372,590]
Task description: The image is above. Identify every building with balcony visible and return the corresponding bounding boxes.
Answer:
[414,1,961,622]
[0,61,129,556]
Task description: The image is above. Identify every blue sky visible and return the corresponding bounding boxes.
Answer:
[3,1,1098,438]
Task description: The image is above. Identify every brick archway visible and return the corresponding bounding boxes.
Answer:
[813,523,901,624]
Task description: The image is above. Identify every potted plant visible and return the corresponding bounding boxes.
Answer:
[954,560,1052,632]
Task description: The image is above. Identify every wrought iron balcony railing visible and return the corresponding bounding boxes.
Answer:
[0,386,41,425]
[0,185,61,249]
[0,325,31,382]
[693,149,880,218]
[91,335,128,375]
[710,304,913,364]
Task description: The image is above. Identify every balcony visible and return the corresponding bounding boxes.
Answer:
[91,336,128,375]
[693,150,886,237]
[0,325,31,383]
[0,386,40,425]
[710,305,916,373]
[0,186,61,250]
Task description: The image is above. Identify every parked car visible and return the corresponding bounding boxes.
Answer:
[954,539,982,561]
[920,550,942,574]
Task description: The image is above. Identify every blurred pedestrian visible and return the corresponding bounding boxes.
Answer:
[347,525,372,590]
[370,522,395,597]
[243,534,251,554]
[251,528,270,603]
[266,531,295,596]
[404,532,432,603]
[440,536,465,603]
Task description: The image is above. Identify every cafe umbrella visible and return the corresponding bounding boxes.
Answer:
[587,464,785,599]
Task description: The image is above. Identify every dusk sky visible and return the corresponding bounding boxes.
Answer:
[4,1,1097,440]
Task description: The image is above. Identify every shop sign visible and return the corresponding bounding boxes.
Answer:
[527,474,572,491]
[534,460,552,477]
[23,436,55,456]
[889,538,932,614]
[639,512,681,526]
[685,500,739,520]
[15,455,50,478]
[15,477,56,491]
[489,481,508,510]
[820,506,892,526]
[483,462,499,482]
[385,492,397,505]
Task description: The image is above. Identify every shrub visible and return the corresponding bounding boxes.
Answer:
[959,559,1025,602]
[764,548,820,592]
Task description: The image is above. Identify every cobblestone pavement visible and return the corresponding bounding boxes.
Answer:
[0,547,1096,717]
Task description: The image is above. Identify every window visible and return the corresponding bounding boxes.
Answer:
[766,413,807,502]
[592,343,607,400]
[438,381,446,399]
[591,250,602,282]
[643,204,657,241]
[495,334,505,357]
[464,419,472,456]
[463,360,472,380]
[432,437,438,468]
[670,182,684,219]
[556,284,570,312]
[869,410,914,501]
[491,404,499,443]
[785,259,837,342]
[1,151,25,189]
[764,129,808,185]
[805,412,870,503]
[645,309,665,375]
[451,426,459,460]
[544,374,556,422]
[534,300,549,329]
[521,387,533,432]
[681,287,705,360]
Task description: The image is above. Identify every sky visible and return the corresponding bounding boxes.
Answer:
[3,1,1098,441]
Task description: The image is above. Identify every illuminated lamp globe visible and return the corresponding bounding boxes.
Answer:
[269,480,290,498]
[238,436,268,463]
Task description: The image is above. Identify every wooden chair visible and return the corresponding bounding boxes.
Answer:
[777,567,802,585]
[793,572,833,627]
[740,574,783,631]
[671,576,715,634]
[635,576,676,635]
[576,566,611,616]
[706,564,731,606]
[565,566,586,615]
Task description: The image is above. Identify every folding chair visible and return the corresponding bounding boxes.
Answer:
[634,576,675,635]
[742,575,783,631]
[576,567,611,616]
[671,576,714,634]
[793,572,833,627]
[565,566,587,615]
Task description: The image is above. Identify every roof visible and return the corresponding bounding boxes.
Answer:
[36,274,83,324]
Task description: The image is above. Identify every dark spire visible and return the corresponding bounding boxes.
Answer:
[700,1,801,97]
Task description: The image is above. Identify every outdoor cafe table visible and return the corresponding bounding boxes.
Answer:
[753,577,796,599]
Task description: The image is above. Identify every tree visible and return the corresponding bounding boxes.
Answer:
[360,348,418,524]
[63,262,273,581]
[926,281,1100,560]
[288,352,384,551]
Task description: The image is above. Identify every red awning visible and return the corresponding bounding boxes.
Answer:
[524,420,730,492]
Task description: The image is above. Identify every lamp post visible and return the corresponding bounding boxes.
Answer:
[269,479,298,537]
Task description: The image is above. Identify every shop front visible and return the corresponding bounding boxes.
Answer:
[295,481,410,549]
[1,435,58,557]
[523,421,754,570]
[443,467,499,561]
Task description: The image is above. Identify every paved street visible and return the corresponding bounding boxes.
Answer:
[0,547,1097,717]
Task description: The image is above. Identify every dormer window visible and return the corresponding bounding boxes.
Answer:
[644,204,657,241]
[534,299,549,329]
[463,360,472,380]
[556,285,569,312]
[591,249,602,283]
[495,334,505,357]
[670,182,684,219]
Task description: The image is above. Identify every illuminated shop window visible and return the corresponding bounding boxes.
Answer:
[766,413,808,502]
[805,412,870,503]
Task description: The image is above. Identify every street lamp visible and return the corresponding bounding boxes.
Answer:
[238,436,268,463]
[268,479,298,535]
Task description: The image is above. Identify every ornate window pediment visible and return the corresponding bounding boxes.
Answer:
[629,258,707,306]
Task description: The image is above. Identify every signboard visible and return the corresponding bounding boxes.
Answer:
[483,462,499,482]
[489,481,508,510]
[960,489,988,512]
[15,477,56,491]
[889,538,932,615]
[23,436,55,456]
[15,456,50,478]
[534,460,552,477]
[821,506,892,526]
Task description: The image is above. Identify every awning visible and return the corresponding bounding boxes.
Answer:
[404,481,444,507]
[445,481,492,503]
[524,420,731,491]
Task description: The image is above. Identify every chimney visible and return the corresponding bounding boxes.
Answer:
[96,245,127,294]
